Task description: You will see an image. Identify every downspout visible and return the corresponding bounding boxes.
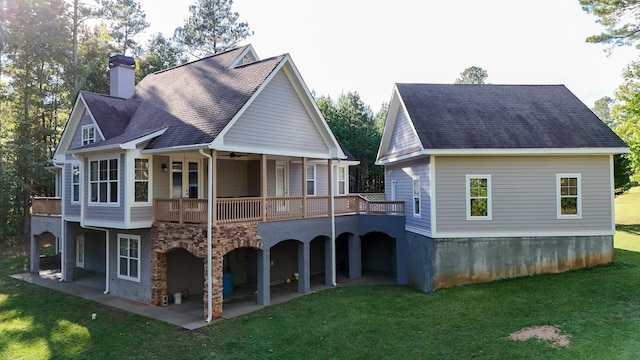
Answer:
[75,154,110,293]
[330,159,339,286]
[51,161,66,282]
[200,149,213,323]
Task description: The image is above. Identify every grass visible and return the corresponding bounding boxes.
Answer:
[1,189,640,359]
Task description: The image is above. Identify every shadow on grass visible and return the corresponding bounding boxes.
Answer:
[617,224,640,236]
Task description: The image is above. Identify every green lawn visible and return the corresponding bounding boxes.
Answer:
[2,189,640,359]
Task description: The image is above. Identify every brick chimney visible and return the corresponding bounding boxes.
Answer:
[109,54,135,98]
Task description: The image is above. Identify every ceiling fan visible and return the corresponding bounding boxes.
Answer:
[228,152,248,158]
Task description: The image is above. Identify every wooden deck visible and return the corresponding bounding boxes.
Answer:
[154,195,404,224]
[32,197,62,216]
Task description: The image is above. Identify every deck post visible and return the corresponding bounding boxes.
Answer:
[298,241,310,293]
[211,149,217,227]
[257,247,270,305]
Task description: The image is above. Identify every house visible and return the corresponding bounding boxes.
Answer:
[376,83,629,292]
[30,45,406,321]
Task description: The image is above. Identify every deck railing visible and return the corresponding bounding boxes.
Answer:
[154,195,404,224]
[32,197,62,216]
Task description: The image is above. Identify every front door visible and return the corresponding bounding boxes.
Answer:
[275,161,289,211]
[171,158,201,199]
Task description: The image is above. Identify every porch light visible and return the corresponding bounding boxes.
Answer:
[161,163,168,173]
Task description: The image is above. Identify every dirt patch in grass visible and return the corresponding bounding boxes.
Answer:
[509,325,571,348]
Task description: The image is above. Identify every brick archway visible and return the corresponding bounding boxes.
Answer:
[151,222,261,320]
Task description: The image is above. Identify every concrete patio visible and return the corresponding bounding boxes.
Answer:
[11,269,394,330]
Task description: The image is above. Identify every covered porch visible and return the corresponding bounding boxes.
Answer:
[151,151,403,225]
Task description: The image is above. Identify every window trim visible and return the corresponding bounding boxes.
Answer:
[306,164,316,196]
[134,158,150,203]
[412,176,421,217]
[117,234,141,282]
[556,173,582,219]
[466,175,492,221]
[81,125,96,145]
[88,156,119,206]
[71,164,80,204]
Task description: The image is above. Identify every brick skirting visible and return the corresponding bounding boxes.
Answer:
[151,222,262,319]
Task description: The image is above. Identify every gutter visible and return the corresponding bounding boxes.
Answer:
[199,149,214,322]
[75,154,110,294]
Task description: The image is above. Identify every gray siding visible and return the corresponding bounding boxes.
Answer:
[63,162,81,218]
[224,70,330,155]
[130,206,152,222]
[386,108,421,157]
[84,154,126,224]
[434,155,613,235]
[108,229,152,302]
[69,110,100,151]
[153,155,170,199]
[385,157,431,232]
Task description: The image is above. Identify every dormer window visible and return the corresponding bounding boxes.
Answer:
[82,125,96,145]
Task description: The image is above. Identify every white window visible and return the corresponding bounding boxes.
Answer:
[466,175,491,220]
[306,164,316,196]
[76,235,84,268]
[81,125,96,145]
[134,158,149,202]
[118,234,140,281]
[557,174,581,218]
[71,164,80,203]
[89,158,119,204]
[413,177,421,217]
[337,166,347,195]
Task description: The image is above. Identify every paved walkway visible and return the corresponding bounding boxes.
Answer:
[11,271,395,330]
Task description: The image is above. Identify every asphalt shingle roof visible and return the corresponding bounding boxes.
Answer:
[76,46,286,151]
[396,84,628,150]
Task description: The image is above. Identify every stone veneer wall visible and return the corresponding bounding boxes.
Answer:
[151,222,262,319]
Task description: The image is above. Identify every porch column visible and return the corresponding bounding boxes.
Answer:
[261,154,267,222]
[30,234,40,273]
[257,247,270,305]
[327,159,332,216]
[324,237,335,286]
[348,234,362,279]
[298,241,310,293]
[301,157,307,218]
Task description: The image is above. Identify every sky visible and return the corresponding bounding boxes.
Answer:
[136,0,639,110]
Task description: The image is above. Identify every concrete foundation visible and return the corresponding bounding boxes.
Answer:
[406,232,614,291]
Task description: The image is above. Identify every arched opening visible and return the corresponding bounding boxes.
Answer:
[269,239,302,297]
[36,232,59,271]
[361,232,396,280]
[222,247,258,306]
[166,248,204,310]
[335,232,351,277]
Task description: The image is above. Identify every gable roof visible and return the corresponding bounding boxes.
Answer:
[61,45,346,160]
[377,84,628,163]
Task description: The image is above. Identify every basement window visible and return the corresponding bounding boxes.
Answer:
[118,234,140,282]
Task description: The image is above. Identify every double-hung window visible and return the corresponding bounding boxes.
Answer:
[306,164,316,195]
[413,177,421,217]
[557,174,581,218]
[337,166,347,195]
[89,158,119,204]
[81,125,96,145]
[466,175,491,220]
[71,164,80,203]
[134,158,149,202]
[118,234,140,281]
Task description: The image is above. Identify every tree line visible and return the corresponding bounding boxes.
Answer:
[0,0,386,244]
